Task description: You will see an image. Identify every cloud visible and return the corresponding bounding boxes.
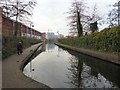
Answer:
[32,0,71,35]
[32,0,118,36]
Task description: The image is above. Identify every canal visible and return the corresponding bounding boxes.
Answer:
[23,43,120,88]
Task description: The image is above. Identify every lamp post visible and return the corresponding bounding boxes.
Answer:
[29,23,34,73]
[30,23,34,46]
[57,31,59,39]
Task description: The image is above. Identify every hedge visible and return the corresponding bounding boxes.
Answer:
[2,36,41,59]
[58,26,120,53]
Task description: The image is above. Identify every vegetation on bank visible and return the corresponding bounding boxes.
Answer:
[58,26,120,53]
[2,36,41,59]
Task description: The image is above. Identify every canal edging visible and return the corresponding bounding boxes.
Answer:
[19,43,51,88]
[20,43,42,71]
[55,43,120,65]
[3,43,51,88]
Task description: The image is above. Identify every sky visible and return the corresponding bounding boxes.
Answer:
[31,0,118,36]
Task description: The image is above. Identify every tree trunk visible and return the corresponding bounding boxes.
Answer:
[77,11,83,37]
[14,1,19,36]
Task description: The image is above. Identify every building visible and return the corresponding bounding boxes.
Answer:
[0,9,1,77]
[0,8,46,41]
[0,8,2,36]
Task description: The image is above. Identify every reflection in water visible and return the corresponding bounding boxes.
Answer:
[23,43,120,88]
[47,43,55,51]
[41,42,46,52]
[81,63,117,88]
[66,56,83,88]
[66,49,120,88]
[57,46,62,57]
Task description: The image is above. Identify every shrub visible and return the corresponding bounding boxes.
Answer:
[58,26,120,53]
[2,36,41,59]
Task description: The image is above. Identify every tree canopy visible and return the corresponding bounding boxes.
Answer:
[0,0,37,36]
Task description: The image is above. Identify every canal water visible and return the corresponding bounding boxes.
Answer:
[23,43,120,88]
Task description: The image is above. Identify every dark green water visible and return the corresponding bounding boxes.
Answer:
[23,43,120,88]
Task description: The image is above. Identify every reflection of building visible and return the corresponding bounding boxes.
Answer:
[41,33,46,42]
[47,32,56,41]
[41,42,46,52]
[47,43,55,50]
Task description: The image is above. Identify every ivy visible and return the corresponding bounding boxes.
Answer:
[58,26,120,53]
[2,36,41,59]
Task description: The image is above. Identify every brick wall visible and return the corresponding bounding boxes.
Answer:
[0,8,2,36]
[2,16,14,36]
[1,13,46,41]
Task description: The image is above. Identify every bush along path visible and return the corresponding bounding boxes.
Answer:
[58,26,120,64]
[2,36,41,59]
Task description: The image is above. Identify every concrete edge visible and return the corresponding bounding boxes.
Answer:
[55,43,120,65]
[20,43,42,71]
[19,43,51,88]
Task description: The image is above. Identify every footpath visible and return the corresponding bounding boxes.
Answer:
[2,43,50,89]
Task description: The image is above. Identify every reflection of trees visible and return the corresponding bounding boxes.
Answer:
[65,49,120,88]
[66,55,83,88]
[81,63,118,88]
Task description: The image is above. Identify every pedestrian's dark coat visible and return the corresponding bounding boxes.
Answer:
[17,42,23,55]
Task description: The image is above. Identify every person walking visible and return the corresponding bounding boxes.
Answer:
[17,41,23,55]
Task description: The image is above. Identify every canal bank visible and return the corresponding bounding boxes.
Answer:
[23,43,120,88]
[55,43,120,65]
[3,43,51,89]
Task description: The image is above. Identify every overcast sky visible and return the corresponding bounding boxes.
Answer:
[31,0,118,36]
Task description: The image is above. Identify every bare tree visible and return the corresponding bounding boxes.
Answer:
[0,0,11,17]
[0,0,37,36]
[89,4,102,33]
[107,8,118,27]
[67,0,87,37]
[106,1,119,28]
[67,0,101,36]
